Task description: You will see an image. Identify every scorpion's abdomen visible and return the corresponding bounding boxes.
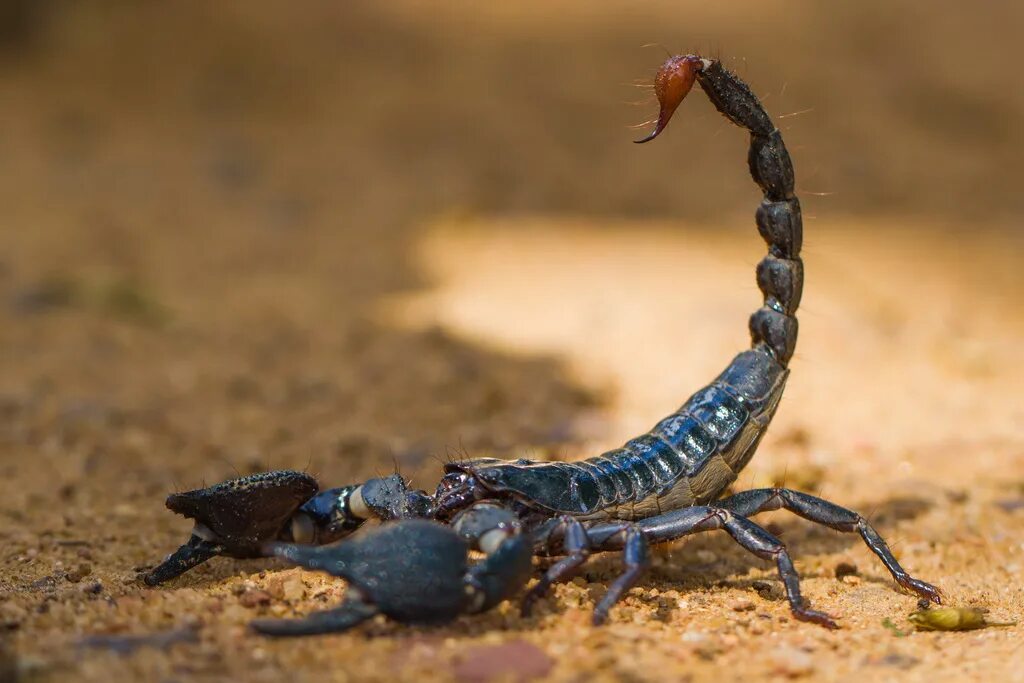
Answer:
[588,347,787,519]
[460,349,787,520]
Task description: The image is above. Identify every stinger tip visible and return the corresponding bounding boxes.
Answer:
[634,54,706,144]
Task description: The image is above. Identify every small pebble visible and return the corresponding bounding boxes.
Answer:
[453,640,553,683]
[281,575,306,602]
[770,646,816,678]
[694,643,721,661]
[868,652,920,669]
[65,563,92,583]
[239,590,273,608]
[0,602,28,627]
[729,597,755,612]
[264,575,285,600]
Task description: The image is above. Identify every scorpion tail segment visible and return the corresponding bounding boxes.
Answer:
[165,470,320,555]
[143,536,222,586]
[690,60,804,366]
[693,60,774,137]
[251,595,379,637]
[635,54,706,143]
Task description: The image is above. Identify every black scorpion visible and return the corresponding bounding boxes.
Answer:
[144,55,942,635]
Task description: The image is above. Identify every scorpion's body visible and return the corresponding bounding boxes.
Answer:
[437,58,800,529]
[430,57,937,628]
[449,348,786,523]
[145,55,941,635]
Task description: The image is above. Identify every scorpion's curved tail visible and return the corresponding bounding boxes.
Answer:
[638,55,802,366]
[449,57,806,519]
[573,56,804,508]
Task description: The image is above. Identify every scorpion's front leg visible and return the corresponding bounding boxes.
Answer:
[520,516,591,617]
[522,518,651,626]
[718,488,942,603]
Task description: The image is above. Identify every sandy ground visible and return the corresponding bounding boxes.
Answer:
[2,217,1023,683]
[2,3,1024,683]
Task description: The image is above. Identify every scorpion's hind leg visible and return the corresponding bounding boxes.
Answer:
[718,488,942,603]
[595,506,839,628]
[719,511,839,628]
[251,593,379,637]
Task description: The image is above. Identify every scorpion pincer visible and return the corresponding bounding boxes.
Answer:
[143,472,533,635]
[143,54,942,634]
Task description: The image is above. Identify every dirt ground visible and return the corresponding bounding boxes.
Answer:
[1,3,1023,683]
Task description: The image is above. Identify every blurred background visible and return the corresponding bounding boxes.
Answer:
[2,3,1024,680]
[2,0,1023,542]
[2,0,1024,505]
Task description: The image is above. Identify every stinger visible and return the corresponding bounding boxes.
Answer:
[635,54,706,143]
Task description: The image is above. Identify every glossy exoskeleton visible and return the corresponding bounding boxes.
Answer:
[144,54,942,634]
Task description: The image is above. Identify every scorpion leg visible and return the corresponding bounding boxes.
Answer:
[718,488,942,603]
[588,506,838,627]
[592,525,649,626]
[251,592,378,637]
[718,511,839,628]
[521,516,590,617]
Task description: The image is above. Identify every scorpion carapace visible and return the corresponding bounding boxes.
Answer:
[144,55,941,635]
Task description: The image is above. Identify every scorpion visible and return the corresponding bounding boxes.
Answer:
[143,55,942,635]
